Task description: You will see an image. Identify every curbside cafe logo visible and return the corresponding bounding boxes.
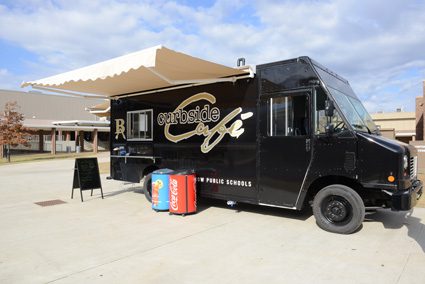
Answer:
[157,92,253,153]
[115,119,126,139]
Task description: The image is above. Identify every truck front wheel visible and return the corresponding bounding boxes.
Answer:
[313,184,365,234]
[143,173,152,202]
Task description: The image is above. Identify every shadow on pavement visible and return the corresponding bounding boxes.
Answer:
[101,179,144,195]
[197,198,312,221]
[365,209,425,252]
[102,182,312,220]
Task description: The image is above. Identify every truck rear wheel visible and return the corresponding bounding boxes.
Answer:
[143,173,152,202]
[313,184,365,234]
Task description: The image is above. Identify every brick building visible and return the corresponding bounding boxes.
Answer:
[371,111,416,143]
[415,81,425,140]
[0,89,110,158]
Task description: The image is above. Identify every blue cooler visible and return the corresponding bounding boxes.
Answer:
[151,169,173,211]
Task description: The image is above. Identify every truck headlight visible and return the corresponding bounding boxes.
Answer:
[403,155,408,171]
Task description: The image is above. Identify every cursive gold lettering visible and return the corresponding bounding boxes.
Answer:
[161,92,253,153]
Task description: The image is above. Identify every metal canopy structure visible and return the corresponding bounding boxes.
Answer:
[22,45,253,98]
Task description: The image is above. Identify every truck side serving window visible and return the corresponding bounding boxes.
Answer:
[127,109,153,141]
[267,94,309,137]
[315,88,345,134]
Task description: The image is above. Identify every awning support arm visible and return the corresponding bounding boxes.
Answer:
[147,66,254,85]
[31,86,109,99]
[114,68,255,100]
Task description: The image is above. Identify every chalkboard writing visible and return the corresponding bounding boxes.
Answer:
[72,158,104,202]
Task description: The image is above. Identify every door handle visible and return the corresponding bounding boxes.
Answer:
[306,139,311,152]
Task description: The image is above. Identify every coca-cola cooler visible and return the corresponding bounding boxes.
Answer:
[169,170,197,216]
[151,169,174,211]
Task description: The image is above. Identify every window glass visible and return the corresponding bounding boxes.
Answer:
[312,62,377,133]
[127,110,153,140]
[315,88,346,134]
[145,113,152,139]
[268,94,309,137]
[139,113,147,132]
[348,97,377,132]
[131,113,139,138]
[270,96,291,136]
[330,88,370,132]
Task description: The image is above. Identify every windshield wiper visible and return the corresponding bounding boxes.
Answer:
[352,124,371,134]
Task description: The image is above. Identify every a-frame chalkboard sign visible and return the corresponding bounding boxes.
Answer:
[72,158,104,202]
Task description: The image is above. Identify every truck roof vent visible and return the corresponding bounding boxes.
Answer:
[237,58,246,67]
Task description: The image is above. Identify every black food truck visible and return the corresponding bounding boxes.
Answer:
[110,56,422,234]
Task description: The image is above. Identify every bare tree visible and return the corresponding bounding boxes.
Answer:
[0,101,31,162]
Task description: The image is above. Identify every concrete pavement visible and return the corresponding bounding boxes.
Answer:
[0,155,425,283]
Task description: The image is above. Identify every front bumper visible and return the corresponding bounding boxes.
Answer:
[391,179,423,211]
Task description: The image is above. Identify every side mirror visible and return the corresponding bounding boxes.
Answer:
[325,123,335,136]
[325,100,335,117]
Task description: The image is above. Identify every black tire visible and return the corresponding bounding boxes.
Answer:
[313,184,365,234]
[143,173,152,203]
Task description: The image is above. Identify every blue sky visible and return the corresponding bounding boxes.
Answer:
[1,0,425,113]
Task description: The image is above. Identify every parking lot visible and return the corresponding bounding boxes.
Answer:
[0,155,425,284]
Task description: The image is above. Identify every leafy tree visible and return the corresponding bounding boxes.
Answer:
[0,101,31,162]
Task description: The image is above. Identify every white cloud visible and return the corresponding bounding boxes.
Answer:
[0,68,25,89]
[0,68,9,76]
[0,0,424,112]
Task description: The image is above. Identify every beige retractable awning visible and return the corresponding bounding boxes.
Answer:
[87,101,110,117]
[22,45,252,98]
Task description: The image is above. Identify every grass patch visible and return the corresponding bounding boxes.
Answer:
[0,151,111,175]
[0,152,103,165]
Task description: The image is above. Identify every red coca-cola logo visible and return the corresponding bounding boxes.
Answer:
[170,178,178,211]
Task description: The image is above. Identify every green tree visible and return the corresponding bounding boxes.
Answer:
[0,101,31,162]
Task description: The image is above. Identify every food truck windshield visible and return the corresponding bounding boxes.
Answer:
[313,61,378,134]
[330,88,377,133]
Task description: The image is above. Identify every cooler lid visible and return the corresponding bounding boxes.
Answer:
[152,168,174,175]
[173,169,196,175]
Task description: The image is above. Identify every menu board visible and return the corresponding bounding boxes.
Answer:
[72,158,103,202]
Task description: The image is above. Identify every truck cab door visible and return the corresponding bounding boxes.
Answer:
[258,90,312,208]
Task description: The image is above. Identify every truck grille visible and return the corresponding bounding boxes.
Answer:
[410,156,418,179]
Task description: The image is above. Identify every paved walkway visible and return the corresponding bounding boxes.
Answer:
[0,156,424,283]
